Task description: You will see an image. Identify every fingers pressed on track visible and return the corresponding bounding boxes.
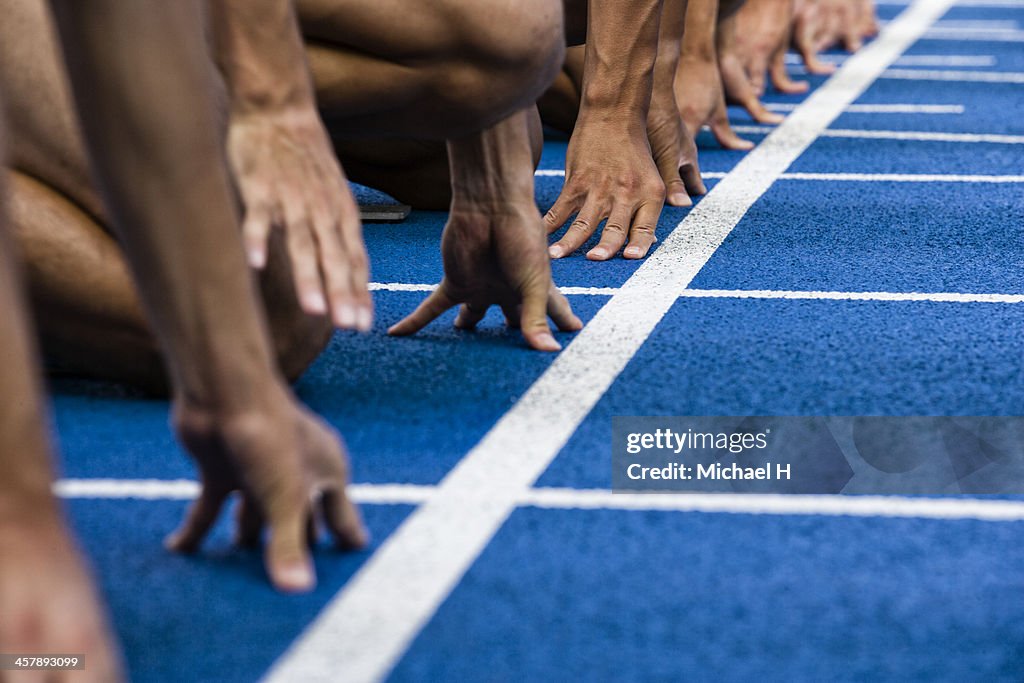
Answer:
[454,301,489,330]
[265,504,315,593]
[550,202,604,259]
[623,201,661,259]
[519,276,560,352]
[388,285,456,336]
[165,484,230,553]
[544,191,580,236]
[710,107,755,150]
[587,204,633,261]
[682,163,707,197]
[322,489,370,551]
[235,496,264,548]
[547,287,583,332]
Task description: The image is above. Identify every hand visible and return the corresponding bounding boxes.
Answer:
[227,106,372,331]
[647,84,708,208]
[855,0,880,42]
[0,513,123,682]
[166,388,369,593]
[717,4,787,124]
[792,0,839,74]
[675,53,755,150]
[545,118,666,261]
[770,46,812,95]
[389,201,582,350]
[802,0,876,54]
[735,0,797,96]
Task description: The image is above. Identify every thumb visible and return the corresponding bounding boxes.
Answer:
[652,137,691,208]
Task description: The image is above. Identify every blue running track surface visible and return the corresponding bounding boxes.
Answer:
[49,0,1024,680]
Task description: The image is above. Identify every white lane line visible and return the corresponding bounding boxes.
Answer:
[537,169,727,179]
[768,102,966,114]
[539,169,1024,182]
[878,20,1020,30]
[367,282,434,292]
[677,289,1024,304]
[733,125,1024,144]
[55,478,200,499]
[54,479,437,505]
[522,489,1024,521]
[881,68,1024,83]
[922,28,1024,41]
[879,0,1024,6]
[372,285,1024,303]
[785,53,996,67]
[262,4,956,681]
[788,65,1024,83]
[54,479,1024,523]
[929,20,1020,29]
[780,172,1024,182]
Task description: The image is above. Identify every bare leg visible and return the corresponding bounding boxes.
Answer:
[0,0,330,391]
[296,0,563,208]
[0,0,561,385]
[0,97,124,682]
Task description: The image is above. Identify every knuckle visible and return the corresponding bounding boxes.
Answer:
[603,222,627,236]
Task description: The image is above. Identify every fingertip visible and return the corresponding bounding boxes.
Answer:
[336,523,370,551]
[528,332,562,352]
[302,290,328,315]
[356,307,373,332]
[586,246,611,261]
[247,246,267,270]
[333,304,357,330]
[548,244,566,259]
[272,560,316,593]
[164,530,194,554]
[623,245,648,260]
[667,192,692,207]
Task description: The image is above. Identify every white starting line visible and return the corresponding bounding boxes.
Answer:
[56,479,1024,523]
[731,125,1024,144]
[767,102,965,114]
[537,168,1024,182]
[369,283,1024,305]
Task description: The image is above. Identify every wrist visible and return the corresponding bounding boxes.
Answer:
[681,36,718,61]
[575,103,650,138]
[0,485,62,537]
[229,82,315,118]
[447,114,537,208]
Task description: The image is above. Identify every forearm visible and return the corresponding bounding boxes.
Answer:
[683,0,720,58]
[0,167,60,525]
[49,1,282,411]
[209,0,316,114]
[579,0,664,126]
[448,109,537,210]
[652,0,689,109]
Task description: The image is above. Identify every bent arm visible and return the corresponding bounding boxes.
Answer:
[48,0,282,412]
[579,0,665,128]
